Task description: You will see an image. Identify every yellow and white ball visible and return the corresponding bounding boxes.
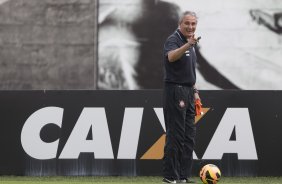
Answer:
[199,164,221,184]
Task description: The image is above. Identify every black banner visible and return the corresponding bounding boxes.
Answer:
[0,90,281,176]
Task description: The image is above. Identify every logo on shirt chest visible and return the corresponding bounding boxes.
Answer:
[185,50,190,56]
[179,100,186,108]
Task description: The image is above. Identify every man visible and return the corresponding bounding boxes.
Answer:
[162,11,200,183]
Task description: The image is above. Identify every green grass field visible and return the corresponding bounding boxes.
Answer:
[1,176,282,184]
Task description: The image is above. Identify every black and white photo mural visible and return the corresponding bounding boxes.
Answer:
[98,0,282,90]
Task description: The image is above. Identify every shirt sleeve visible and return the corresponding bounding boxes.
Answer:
[164,35,179,58]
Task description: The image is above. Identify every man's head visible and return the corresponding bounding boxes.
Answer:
[178,11,198,39]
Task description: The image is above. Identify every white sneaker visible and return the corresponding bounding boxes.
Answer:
[162,178,177,183]
[179,179,187,183]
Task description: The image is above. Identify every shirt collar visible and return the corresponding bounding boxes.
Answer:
[176,29,187,43]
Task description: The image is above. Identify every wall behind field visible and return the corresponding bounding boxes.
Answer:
[0,0,98,89]
[0,0,281,90]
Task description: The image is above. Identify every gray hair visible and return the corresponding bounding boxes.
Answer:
[178,11,198,24]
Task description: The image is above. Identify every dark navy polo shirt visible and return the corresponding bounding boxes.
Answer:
[163,29,197,86]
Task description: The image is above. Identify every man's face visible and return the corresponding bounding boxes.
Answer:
[179,15,197,38]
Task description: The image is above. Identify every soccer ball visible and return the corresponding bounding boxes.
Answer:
[199,164,221,184]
